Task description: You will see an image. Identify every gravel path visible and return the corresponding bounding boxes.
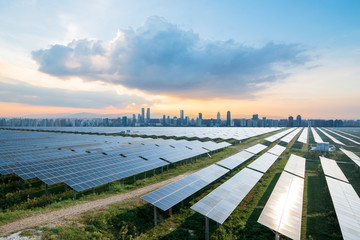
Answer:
[0,172,194,236]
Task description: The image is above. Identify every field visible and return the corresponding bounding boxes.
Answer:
[1,127,360,239]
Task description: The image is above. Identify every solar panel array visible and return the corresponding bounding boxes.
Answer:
[310,127,323,143]
[320,156,348,183]
[317,128,345,145]
[216,144,266,170]
[340,148,360,167]
[297,127,308,144]
[332,128,360,141]
[265,128,296,142]
[0,130,230,192]
[325,176,360,240]
[10,127,282,141]
[325,128,360,145]
[280,127,302,143]
[258,171,304,240]
[191,168,263,224]
[141,164,229,211]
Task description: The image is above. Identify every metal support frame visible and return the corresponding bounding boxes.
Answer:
[45,184,48,196]
[21,179,25,190]
[161,166,164,173]
[1,174,4,184]
[121,179,124,186]
[275,232,280,240]
[133,175,136,183]
[169,207,172,216]
[181,201,184,207]
[153,169,156,175]
[154,206,158,226]
[144,172,146,178]
[205,217,209,240]
[73,190,76,200]
[167,165,169,171]
[92,187,95,194]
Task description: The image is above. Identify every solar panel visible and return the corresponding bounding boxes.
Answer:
[311,127,323,143]
[247,152,279,173]
[280,128,302,143]
[320,156,348,183]
[245,143,267,155]
[325,128,360,145]
[284,154,306,178]
[340,148,360,168]
[325,176,360,240]
[267,145,286,156]
[141,164,229,211]
[258,171,304,240]
[297,127,308,144]
[265,128,296,143]
[216,151,254,170]
[317,128,345,145]
[191,168,263,224]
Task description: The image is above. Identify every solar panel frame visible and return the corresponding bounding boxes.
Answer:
[284,154,306,178]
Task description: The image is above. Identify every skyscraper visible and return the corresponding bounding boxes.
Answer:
[180,110,184,126]
[296,115,302,127]
[146,108,150,125]
[288,116,294,127]
[216,112,221,126]
[199,113,202,120]
[141,108,145,124]
[227,111,231,127]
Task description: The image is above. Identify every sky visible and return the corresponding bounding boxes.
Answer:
[0,0,360,119]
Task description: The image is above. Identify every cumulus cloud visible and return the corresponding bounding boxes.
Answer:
[32,16,309,98]
[0,80,146,108]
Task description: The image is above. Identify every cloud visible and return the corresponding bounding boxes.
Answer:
[32,16,309,98]
[0,80,146,109]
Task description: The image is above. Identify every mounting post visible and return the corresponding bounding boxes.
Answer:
[45,184,48,196]
[169,207,172,216]
[205,217,209,240]
[154,206,158,226]
[73,190,76,200]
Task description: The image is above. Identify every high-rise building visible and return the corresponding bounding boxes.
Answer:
[216,112,221,126]
[146,108,150,124]
[141,108,145,124]
[122,116,128,126]
[288,116,294,127]
[132,114,136,125]
[180,110,184,126]
[227,111,231,126]
[296,115,302,127]
[252,114,259,120]
[199,113,203,120]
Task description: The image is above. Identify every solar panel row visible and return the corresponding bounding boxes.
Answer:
[297,127,308,144]
[141,164,229,211]
[325,128,360,145]
[311,127,323,143]
[257,154,305,240]
[280,127,302,143]
[265,128,296,142]
[317,128,345,145]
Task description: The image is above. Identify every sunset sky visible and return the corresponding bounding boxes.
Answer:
[1,0,359,119]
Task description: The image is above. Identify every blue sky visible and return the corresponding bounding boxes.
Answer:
[0,0,359,118]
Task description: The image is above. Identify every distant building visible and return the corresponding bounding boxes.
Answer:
[216,112,221,126]
[122,116,128,126]
[288,116,294,127]
[296,115,302,127]
[141,108,145,124]
[180,110,184,126]
[146,108,150,124]
[227,111,231,126]
[252,114,259,120]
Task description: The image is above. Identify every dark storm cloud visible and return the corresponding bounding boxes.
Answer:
[0,80,146,108]
[32,16,309,98]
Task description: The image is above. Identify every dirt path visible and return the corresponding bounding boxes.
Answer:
[0,171,195,236]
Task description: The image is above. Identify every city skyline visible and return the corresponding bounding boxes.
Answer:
[1,1,360,119]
